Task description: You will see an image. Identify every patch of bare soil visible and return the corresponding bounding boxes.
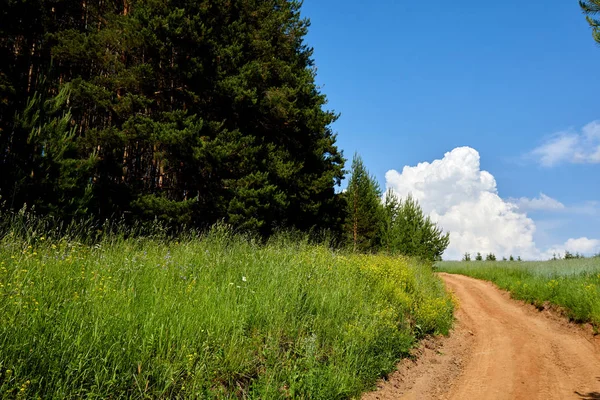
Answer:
[363,273,600,400]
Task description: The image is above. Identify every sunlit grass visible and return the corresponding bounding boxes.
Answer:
[0,226,453,399]
[437,259,600,328]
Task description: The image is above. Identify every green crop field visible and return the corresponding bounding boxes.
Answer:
[0,226,453,399]
[437,259,600,329]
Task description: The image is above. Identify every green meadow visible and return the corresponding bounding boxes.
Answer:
[0,227,453,399]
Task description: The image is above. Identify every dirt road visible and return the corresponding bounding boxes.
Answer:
[364,273,600,400]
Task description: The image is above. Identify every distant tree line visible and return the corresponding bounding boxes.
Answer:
[462,252,521,262]
[461,251,600,262]
[0,0,450,261]
[552,251,590,260]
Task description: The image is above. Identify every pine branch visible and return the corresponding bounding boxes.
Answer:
[581,1,600,44]
[580,0,600,14]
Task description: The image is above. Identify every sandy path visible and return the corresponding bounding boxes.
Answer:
[363,273,600,400]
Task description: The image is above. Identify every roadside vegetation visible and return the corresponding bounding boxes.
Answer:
[0,214,453,399]
[437,258,600,329]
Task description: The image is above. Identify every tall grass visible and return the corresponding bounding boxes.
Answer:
[437,260,600,328]
[0,220,453,399]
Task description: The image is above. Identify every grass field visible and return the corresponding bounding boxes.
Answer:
[0,226,453,399]
[437,258,600,329]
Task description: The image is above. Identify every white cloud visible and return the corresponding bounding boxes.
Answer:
[385,147,539,260]
[530,121,600,167]
[564,237,600,253]
[385,147,598,260]
[509,193,565,212]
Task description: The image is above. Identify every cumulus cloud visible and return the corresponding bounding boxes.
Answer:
[385,147,598,260]
[530,120,600,167]
[385,147,538,260]
[509,193,565,212]
[564,238,600,253]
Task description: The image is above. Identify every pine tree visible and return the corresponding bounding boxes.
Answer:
[378,191,449,261]
[0,0,53,207]
[345,153,382,252]
[394,195,449,261]
[381,189,400,253]
[11,84,95,216]
[0,0,345,234]
[581,0,600,43]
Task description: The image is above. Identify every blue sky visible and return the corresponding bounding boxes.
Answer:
[302,0,600,258]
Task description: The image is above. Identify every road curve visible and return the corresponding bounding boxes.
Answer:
[443,273,600,400]
[364,273,600,400]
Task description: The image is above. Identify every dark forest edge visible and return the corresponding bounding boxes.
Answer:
[0,0,448,261]
[1,0,345,237]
